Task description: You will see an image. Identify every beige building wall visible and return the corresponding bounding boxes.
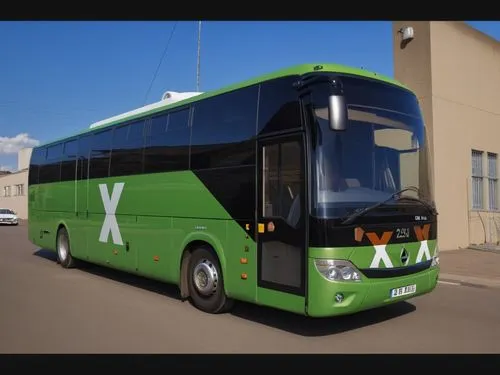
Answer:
[18,148,32,171]
[0,147,32,219]
[0,170,29,219]
[393,21,500,250]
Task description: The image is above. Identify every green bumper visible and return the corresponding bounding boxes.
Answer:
[306,258,439,318]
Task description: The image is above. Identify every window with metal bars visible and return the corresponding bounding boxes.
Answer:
[487,152,498,211]
[471,150,484,209]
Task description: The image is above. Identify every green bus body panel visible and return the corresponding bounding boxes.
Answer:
[28,171,259,304]
[28,168,309,312]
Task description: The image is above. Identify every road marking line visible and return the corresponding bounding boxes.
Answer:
[438,280,461,286]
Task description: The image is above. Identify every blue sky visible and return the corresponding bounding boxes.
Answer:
[0,20,499,171]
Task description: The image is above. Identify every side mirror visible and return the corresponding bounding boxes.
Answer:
[328,94,348,131]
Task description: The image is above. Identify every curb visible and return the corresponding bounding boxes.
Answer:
[466,245,500,254]
[439,278,487,289]
[439,273,500,290]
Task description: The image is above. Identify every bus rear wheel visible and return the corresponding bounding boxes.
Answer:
[187,247,233,314]
[56,226,76,269]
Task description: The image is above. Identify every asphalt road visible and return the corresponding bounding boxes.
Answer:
[1,222,499,354]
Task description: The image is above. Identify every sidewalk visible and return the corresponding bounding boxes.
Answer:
[438,248,500,289]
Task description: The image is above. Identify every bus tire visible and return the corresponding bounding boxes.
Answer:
[56,226,76,269]
[187,246,234,314]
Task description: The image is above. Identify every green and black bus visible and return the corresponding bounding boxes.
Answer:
[28,63,439,317]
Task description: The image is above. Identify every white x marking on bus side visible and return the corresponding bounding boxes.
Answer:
[98,182,125,246]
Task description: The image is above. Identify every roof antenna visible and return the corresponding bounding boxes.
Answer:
[196,21,202,92]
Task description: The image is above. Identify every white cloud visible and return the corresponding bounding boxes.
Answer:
[0,133,40,154]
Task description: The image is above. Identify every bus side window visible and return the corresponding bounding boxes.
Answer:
[144,108,190,173]
[89,129,113,179]
[110,121,145,177]
[190,85,258,170]
[29,148,46,186]
[258,76,302,135]
[39,143,63,184]
[77,134,92,181]
[61,139,78,181]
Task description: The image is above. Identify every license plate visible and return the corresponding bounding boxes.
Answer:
[390,284,417,298]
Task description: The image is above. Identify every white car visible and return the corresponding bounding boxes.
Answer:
[0,208,18,225]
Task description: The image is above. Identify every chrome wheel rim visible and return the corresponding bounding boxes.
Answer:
[58,233,68,262]
[193,259,218,296]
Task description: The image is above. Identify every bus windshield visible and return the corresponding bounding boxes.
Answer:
[309,75,433,219]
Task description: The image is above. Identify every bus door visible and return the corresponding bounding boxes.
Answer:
[256,133,307,311]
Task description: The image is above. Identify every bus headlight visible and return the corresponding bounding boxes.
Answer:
[314,259,362,282]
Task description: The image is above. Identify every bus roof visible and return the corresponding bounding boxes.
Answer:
[36,63,408,148]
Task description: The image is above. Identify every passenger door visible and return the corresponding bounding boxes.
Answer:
[256,134,307,306]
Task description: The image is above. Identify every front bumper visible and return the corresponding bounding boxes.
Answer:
[306,258,439,317]
[0,219,18,225]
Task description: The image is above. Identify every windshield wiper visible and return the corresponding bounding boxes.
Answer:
[341,186,438,225]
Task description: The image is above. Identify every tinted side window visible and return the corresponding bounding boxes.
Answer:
[110,120,145,177]
[89,129,113,179]
[191,86,258,170]
[47,143,63,160]
[258,76,302,135]
[77,134,92,180]
[144,108,190,174]
[61,139,78,181]
[29,148,46,185]
[39,143,63,184]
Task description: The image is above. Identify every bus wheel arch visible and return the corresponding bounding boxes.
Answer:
[179,241,234,314]
[56,224,76,269]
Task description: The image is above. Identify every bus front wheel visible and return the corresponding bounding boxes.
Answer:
[187,246,233,314]
[56,226,76,269]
